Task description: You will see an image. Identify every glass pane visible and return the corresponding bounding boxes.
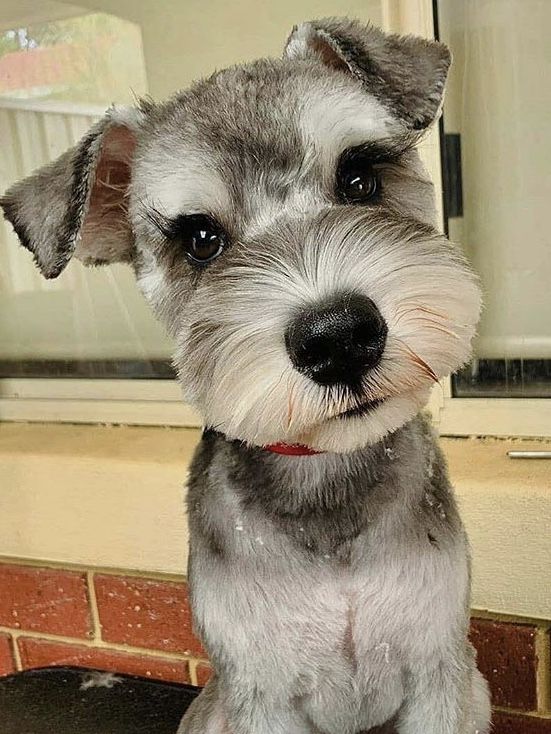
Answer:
[0,5,169,378]
[0,0,384,380]
[438,0,551,398]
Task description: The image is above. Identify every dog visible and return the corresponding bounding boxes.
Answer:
[1,18,490,734]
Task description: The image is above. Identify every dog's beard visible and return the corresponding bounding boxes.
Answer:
[175,211,481,452]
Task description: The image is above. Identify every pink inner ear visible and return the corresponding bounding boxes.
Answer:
[78,125,136,265]
[310,34,351,73]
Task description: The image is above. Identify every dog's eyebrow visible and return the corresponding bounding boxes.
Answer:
[354,134,418,163]
[141,205,178,238]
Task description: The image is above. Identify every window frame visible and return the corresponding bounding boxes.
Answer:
[0,378,201,426]
[1,0,548,438]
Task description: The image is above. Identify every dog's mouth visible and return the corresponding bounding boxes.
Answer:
[334,397,385,420]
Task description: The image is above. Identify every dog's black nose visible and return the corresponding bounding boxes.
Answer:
[285,292,387,386]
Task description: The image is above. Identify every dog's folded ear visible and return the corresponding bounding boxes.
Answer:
[0,106,143,279]
[284,18,451,131]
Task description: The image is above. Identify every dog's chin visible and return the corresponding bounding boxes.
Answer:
[203,386,433,454]
[295,387,432,453]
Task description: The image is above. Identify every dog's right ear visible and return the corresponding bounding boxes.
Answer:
[0,105,145,279]
[284,18,451,131]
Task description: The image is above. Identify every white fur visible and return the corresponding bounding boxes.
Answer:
[299,85,405,173]
[135,152,231,221]
[177,213,480,452]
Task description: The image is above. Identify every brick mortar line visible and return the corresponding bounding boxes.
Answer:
[493,705,551,721]
[188,658,199,687]
[9,633,22,672]
[0,626,208,665]
[471,608,551,628]
[535,625,551,713]
[86,570,102,642]
[0,556,187,584]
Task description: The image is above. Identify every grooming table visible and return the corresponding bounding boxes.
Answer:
[0,667,398,733]
[0,667,199,734]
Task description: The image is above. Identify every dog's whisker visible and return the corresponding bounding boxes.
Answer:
[394,338,439,383]
[286,381,296,429]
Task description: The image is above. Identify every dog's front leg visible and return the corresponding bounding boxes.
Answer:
[224,687,316,734]
[396,658,489,734]
[179,678,317,734]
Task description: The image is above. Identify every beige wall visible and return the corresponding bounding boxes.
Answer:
[1,422,550,619]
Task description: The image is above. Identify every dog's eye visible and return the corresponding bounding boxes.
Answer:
[178,214,227,264]
[335,149,380,204]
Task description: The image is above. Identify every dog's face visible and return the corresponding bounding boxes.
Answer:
[1,19,480,452]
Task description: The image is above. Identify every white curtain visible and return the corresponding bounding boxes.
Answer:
[442,0,551,359]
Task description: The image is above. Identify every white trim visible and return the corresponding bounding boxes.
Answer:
[0,98,108,117]
[1,378,182,402]
[4,379,549,439]
[435,397,551,439]
[0,378,202,427]
[428,380,551,438]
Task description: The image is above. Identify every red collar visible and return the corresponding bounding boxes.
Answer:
[263,442,323,456]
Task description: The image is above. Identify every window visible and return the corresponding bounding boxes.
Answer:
[0,0,387,425]
[3,0,546,437]
[0,8,172,382]
[433,0,551,437]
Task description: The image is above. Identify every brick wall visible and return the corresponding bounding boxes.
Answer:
[0,561,549,732]
[0,563,210,686]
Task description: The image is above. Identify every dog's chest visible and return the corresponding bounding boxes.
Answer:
[190,434,465,730]
[196,453,462,673]
[196,521,412,730]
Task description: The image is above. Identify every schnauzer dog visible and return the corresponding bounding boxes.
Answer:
[2,18,490,734]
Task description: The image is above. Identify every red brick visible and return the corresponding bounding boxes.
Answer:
[18,638,191,684]
[548,628,551,706]
[493,711,551,734]
[94,575,205,657]
[0,564,92,638]
[0,633,15,676]
[470,618,537,711]
[195,661,212,687]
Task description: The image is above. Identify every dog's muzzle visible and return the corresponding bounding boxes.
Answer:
[285,291,387,388]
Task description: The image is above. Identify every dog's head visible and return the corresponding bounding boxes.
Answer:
[1,19,480,452]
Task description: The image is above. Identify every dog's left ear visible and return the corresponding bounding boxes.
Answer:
[0,106,144,279]
[284,17,451,131]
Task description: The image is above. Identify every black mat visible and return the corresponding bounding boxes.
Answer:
[0,667,199,734]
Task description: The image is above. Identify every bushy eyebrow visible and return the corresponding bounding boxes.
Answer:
[353,133,419,163]
[139,131,418,239]
[141,205,179,239]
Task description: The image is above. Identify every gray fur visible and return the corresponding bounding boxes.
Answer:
[184,417,489,734]
[1,18,489,734]
[0,109,141,278]
[285,18,451,130]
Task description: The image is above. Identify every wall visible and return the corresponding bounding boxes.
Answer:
[1,423,550,618]
[0,566,550,733]
[2,425,549,734]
